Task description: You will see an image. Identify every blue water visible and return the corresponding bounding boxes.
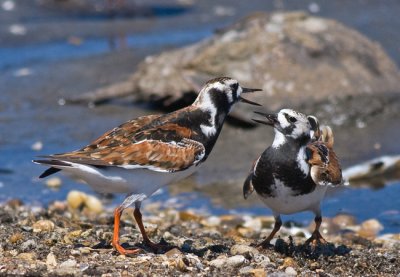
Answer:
[0,28,212,70]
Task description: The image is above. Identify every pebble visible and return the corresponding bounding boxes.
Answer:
[60,259,77,269]
[253,254,271,267]
[20,239,37,251]
[165,248,182,257]
[46,252,57,267]
[17,252,36,261]
[179,211,202,221]
[243,216,262,232]
[32,220,55,233]
[332,214,357,228]
[358,219,384,238]
[230,244,259,259]
[285,266,297,276]
[201,216,221,227]
[226,255,247,268]
[209,257,227,268]
[9,233,23,243]
[85,195,103,214]
[45,177,62,188]
[67,190,87,209]
[283,257,298,268]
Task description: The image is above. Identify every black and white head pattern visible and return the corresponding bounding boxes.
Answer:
[272,109,312,148]
[193,77,243,137]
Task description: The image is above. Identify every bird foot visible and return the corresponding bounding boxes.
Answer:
[305,231,327,248]
[113,242,142,256]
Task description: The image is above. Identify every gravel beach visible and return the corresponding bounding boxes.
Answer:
[0,197,399,276]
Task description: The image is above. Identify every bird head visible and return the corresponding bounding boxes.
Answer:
[253,108,312,146]
[194,77,261,114]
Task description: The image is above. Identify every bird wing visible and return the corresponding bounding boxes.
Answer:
[38,113,205,172]
[306,141,343,186]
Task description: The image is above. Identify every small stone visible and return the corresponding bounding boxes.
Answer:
[79,247,92,254]
[332,214,357,228]
[163,231,175,241]
[84,195,103,214]
[209,257,227,268]
[253,254,271,267]
[250,268,267,277]
[177,258,189,272]
[230,244,259,259]
[60,259,77,269]
[45,177,62,188]
[32,220,55,233]
[226,255,246,268]
[67,190,87,209]
[358,219,384,238]
[179,211,202,221]
[31,141,43,151]
[201,216,221,227]
[243,216,262,232]
[20,239,37,251]
[17,252,36,261]
[219,215,244,226]
[6,198,23,209]
[309,262,320,270]
[165,248,182,257]
[285,266,297,276]
[9,233,23,243]
[46,252,57,267]
[237,227,255,238]
[283,257,297,268]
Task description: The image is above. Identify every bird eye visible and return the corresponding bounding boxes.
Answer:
[231,83,239,91]
[288,116,297,123]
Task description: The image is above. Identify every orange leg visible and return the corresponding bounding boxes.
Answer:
[258,216,282,248]
[305,215,327,246]
[112,207,141,255]
[133,207,170,252]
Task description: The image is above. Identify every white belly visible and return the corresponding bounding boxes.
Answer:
[61,163,197,197]
[259,179,327,215]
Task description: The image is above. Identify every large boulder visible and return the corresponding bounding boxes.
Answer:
[73,11,400,123]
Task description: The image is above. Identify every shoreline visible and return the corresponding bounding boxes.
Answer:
[0,198,398,276]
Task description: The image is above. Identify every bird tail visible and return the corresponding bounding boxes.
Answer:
[33,159,72,178]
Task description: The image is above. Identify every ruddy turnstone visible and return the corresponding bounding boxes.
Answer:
[243,109,344,248]
[34,77,261,255]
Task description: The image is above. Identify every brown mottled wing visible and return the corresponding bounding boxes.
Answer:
[47,138,205,172]
[306,141,343,186]
[81,114,161,151]
[44,113,205,172]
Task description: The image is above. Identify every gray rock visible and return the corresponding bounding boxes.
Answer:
[76,11,400,124]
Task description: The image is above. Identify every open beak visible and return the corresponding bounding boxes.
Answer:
[240,87,262,106]
[252,111,278,126]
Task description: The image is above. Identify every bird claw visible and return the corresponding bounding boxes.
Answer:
[113,242,142,256]
[305,231,327,248]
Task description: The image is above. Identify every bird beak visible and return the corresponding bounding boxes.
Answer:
[252,111,278,126]
[240,87,262,106]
